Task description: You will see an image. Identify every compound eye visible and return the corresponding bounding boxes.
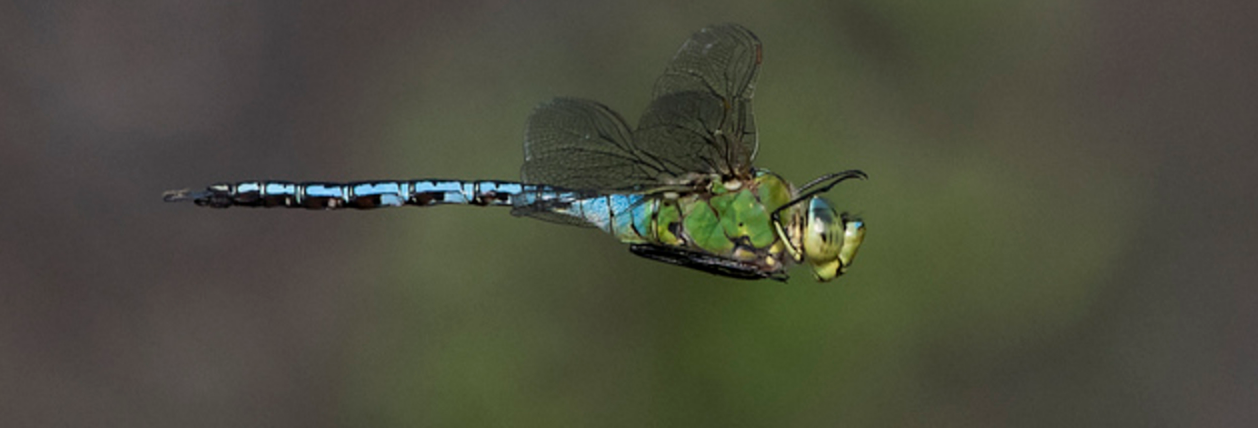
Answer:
[803,198,842,263]
[801,197,865,281]
[802,198,846,281]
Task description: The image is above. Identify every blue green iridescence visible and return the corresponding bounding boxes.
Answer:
[551,170,795,269]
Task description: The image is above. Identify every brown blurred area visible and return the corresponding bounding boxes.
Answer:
[2,0,1255,426]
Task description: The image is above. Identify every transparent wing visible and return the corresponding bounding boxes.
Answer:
[521,97,671,190]
[635,23,763,178]
[512,207,600,228]
[521,24,764,190]
[509,186,603,228]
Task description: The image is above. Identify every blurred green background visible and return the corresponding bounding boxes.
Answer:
[3,0,1255,426]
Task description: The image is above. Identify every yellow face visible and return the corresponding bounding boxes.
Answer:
[801,197,865,281]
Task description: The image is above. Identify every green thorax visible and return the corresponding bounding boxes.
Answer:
[652,170,795,267]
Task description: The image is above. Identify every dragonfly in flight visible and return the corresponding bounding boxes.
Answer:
[165,24,867,281]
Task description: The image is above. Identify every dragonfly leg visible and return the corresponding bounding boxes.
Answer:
[795,170,867,195]
[629,244,789,282]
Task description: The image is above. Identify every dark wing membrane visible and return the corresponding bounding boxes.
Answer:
[635,24,763,177]
[521,98,672,191]
[636,91,746,179]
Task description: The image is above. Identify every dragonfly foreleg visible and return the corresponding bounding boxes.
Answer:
[793,170,867,197]
[629,244,788,282]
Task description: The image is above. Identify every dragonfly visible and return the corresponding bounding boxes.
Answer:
[164,24,867,282]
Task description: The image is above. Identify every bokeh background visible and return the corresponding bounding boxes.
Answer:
[4,0,1255,426]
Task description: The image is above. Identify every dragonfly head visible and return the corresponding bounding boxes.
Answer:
[802,197,865,282]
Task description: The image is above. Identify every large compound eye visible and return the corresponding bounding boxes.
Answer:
[802,197,865,282]
[802,197,843,281]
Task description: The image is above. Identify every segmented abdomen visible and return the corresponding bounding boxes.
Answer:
[177,180,563,209]
[169,179,659,242]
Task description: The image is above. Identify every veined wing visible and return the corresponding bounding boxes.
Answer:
[519,97,671,226]
[635,24,763,179]
[521,97,672,191]
[518,25,763,226]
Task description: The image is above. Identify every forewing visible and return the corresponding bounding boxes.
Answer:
[635,24,763,177]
